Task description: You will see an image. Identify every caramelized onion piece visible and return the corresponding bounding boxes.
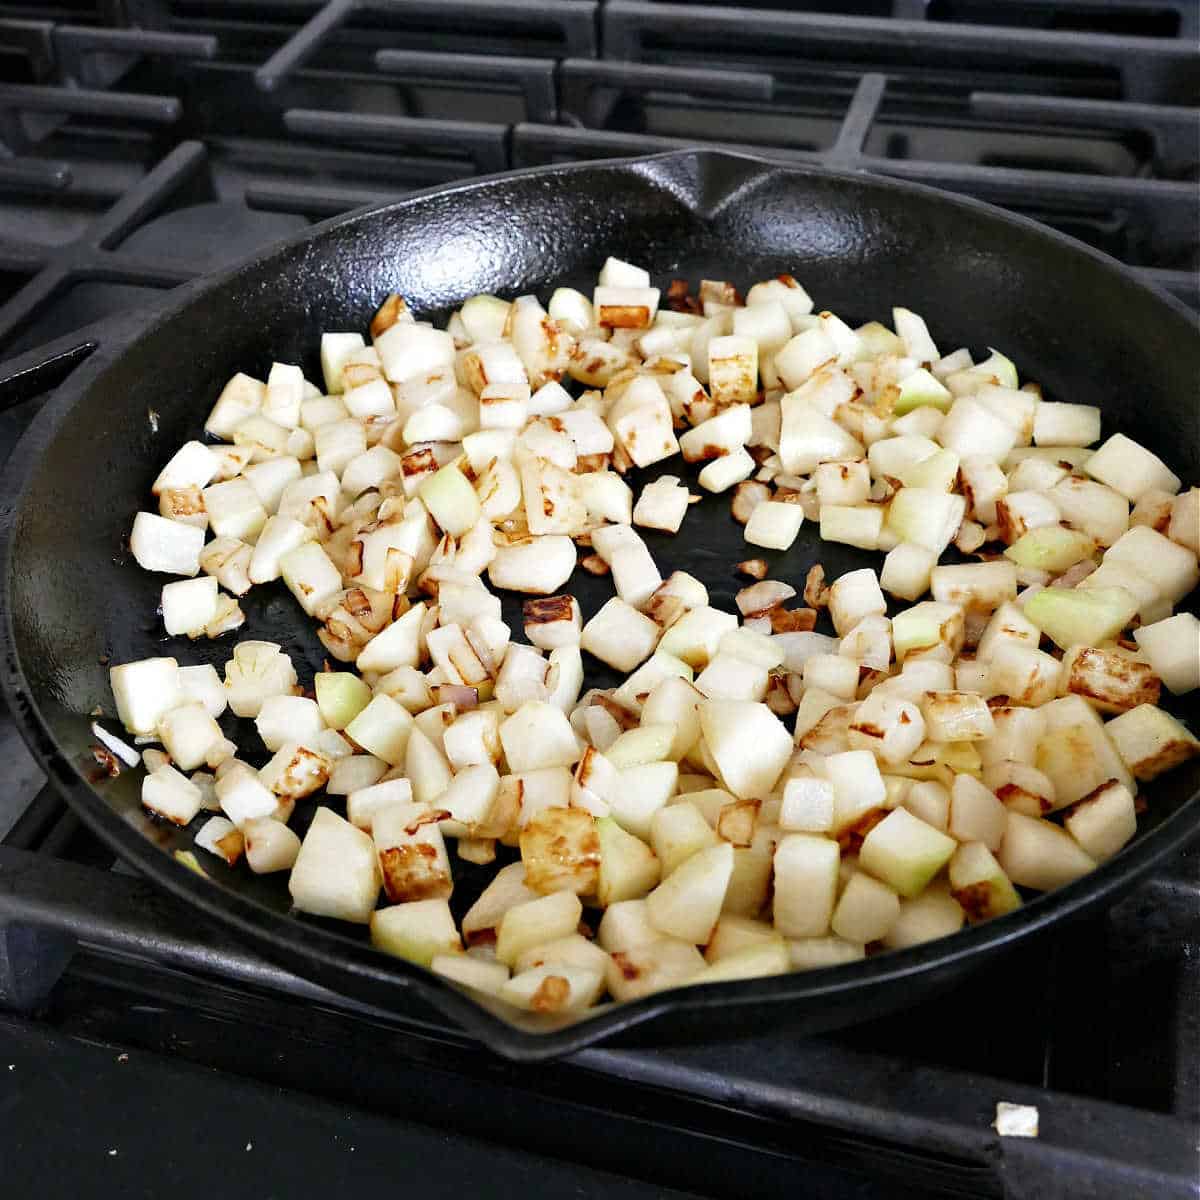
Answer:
[737,558,769,581]
[731,480,770,525]
[804,564,830,609]
[736,579,796,617]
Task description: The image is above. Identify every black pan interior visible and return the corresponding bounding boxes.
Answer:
[3,151,1198,1058]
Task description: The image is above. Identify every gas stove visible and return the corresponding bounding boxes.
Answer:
[0,3,1197,1197]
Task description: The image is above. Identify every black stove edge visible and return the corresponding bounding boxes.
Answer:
[0,1013,706,1200]
[1,845,1195,1200]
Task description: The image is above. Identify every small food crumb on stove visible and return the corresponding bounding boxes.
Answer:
[108,1150,118,1157]
[117,1053,128,1063]
[147,408,160,433]
[246,1142,253,1152]
[993,1102,1039,1138]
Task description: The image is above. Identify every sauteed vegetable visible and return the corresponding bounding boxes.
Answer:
[105,256,1199,1015]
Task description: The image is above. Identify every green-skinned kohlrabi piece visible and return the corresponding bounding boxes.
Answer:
[1003,526,1096,573]
[894,366,953,415]
[1023,586,1139,650]
[948,842,1021,921]
[314,671,373,730]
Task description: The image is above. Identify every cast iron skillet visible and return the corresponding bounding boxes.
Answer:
[1,150,1197,1061]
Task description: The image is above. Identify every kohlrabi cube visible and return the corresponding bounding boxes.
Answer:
[158,702,225,772]
[1105,526,1198,604]
[938,398,1017,463]
[152,440,220,496]
[1048,476,1129,548]
[1133,612,1200,694]
[1168,487,1199,554]
[645,842,734,944]
[345,693,414,766]
[858,807,957,898]
[947,774,1007,850]
[880,542,937,602]
[776,327,837,390]
[779,395,864,475]
[1023,586,1138,650]
[657,606,739,669]
[789,935,868,968]
[997,811,1095,891]
[986,642,1062,706]
[1058,645,1161,714]
[982,760,1058,816]
[344,777,413,832]
[288,807,380,923]
[743,500,804,551]
[499,964,604,1013]
[772,833,840,938]
[373,799,453,903]
[519,807,599,895]
[495,891,583,967]
[704,914,785,964]
[903,780,950,830]
[700,700,793,799]
[596,816,662,906]
[894,366,952,415]
[828,568,887,636]
[947,842,1021,921]
[650,802,720,876]
[608,762,678,840]
[820,504,885,551]
[110,657,181,735]
[279,541,342,617]
[892,602,965,663]
[1003,526,1095,574]
[319,332,365,394]
[1032,401,1100,447]
[899,448,960,493]
[1104,703,1200,781]
[605,938,705,1002]
[130,511,205,577]
[882,883,965,949]
[921,691,995,742]
[886,488,966,555]
[314,671,373,730]
[242,817,302,874]
[1036,710,1133,804]
[403,727,453,809]
[692,941,790,985]
[370,899,460,967]
[430,953,509,997]
[499,701,583,772]
[1063,780,1137,861]
[142,765,204,825]
[1084,433,1180,502]
[830,871,901,943]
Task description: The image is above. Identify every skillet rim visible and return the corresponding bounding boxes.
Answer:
[1,146,1197,1060]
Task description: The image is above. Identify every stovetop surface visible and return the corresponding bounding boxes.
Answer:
[0,2,1197,1197]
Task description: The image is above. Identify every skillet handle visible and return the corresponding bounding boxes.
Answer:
[0,843,292,1012]
[0,283,189,414]
[0,328,105,413]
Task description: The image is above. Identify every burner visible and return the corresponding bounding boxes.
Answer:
[118,201,309,271]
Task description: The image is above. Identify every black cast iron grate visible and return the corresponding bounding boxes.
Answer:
[0,0,1196,358]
